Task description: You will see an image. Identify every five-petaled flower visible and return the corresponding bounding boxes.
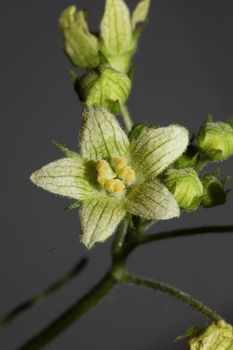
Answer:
[30,105,189,248]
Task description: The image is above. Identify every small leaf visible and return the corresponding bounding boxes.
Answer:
[80,198,126,248]
[128,123,149,142]
[53,141,79,159]
[126,180,180,220]
[80,105,130,161]
[132,0,151,30]
[64,200,82,211]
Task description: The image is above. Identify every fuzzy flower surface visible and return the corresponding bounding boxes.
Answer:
[59,0,151,73]
[188,320,233,350]
[30,106,189,248]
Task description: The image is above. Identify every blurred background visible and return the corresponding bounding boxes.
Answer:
[0,0,233,349]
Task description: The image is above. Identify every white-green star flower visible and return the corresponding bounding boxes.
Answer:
[30,105,189,248]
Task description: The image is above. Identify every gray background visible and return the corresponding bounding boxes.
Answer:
[1,0,233,349]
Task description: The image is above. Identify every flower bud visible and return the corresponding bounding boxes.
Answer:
[201,173,227,207]
[163,168,203,212]
[59,6,100,69]
[197,120,233,161]
[77,65,131,112]
[188,320,233,350]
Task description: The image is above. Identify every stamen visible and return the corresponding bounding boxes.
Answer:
[113,157,136,186]
[96,158,135,194]
[105,179,125,193]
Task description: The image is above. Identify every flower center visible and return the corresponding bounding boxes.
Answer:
[96,157,135,194]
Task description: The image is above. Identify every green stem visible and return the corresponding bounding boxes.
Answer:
[139,225,233,245]
[112,219,128,256]
[17,273,117,350]
[0,258,88,331]
[123,274,221,322]
[121,105,133,132]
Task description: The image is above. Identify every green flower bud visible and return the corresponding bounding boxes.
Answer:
[77,65,131,112]
[59,6,100,69]
[188,320,233,350]
[163,168,203,212]
[201,173,227,207]
[197,120,233,161]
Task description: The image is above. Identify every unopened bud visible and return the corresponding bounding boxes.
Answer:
[188,320,233,350]
[163,168,203,212]
[197,120,233,161]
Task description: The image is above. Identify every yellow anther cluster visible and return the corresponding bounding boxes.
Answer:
[113,157,136,186]
[96,157,135,194]
[105,179,125,193]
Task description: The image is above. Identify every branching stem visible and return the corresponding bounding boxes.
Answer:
[11,224,232,349]
[17,273,117,350]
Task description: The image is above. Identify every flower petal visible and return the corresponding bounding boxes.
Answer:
[80,198,126,248]
[131,125,189,178]
[30,158,96,200]
[132,0,151,31]
[100,0,132,56]
[59,6,99,69]
[126,180,180,220]
[80,105,129,161]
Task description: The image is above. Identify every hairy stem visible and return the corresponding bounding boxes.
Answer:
[139,225,233,245]
[0,258,88,331]
[123,274,221,322]
[121,105,133,132]
[112,219,128,256]
[17,273,117,350]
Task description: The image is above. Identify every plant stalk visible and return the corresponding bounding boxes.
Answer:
[138,225,233,245]
[0,258,88,331]
[123,274,221,322]
[17,273,117,350]
[121,105,133,132]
